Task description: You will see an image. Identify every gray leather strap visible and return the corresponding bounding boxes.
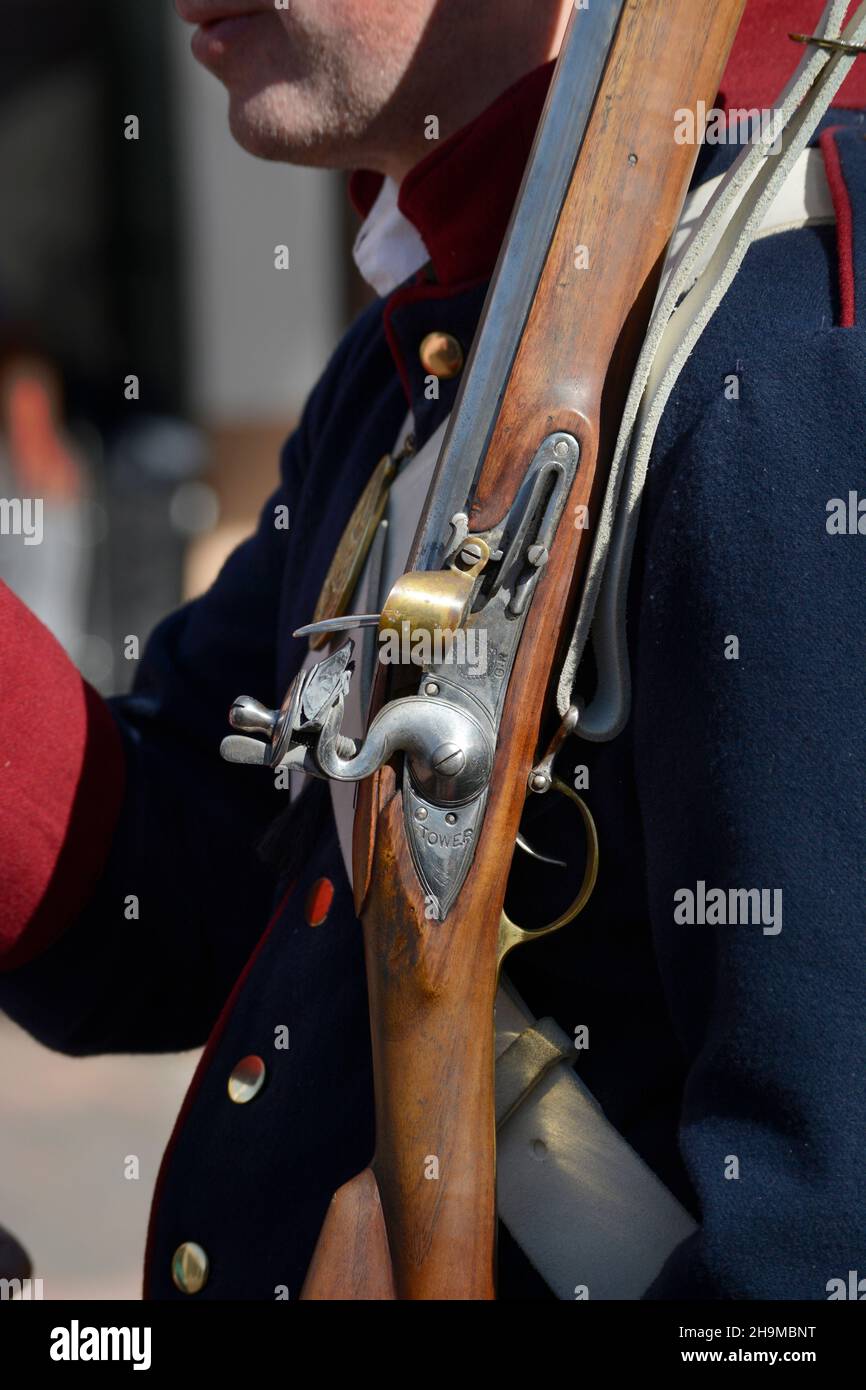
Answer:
[557,0,866,737]
[495,1017,576,1127]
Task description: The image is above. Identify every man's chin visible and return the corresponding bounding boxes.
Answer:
[226,101,289,162]
[226,94,340,168]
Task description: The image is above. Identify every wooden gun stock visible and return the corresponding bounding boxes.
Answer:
[301,0,745,1301]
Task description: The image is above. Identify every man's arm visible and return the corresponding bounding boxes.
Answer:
[0,337,352,1056]
[0,497,289,1055]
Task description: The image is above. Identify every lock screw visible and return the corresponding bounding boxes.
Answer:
[431,743,466,777]
[459,541,485,567]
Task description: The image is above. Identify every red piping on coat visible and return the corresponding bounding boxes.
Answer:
[820,127,857,326]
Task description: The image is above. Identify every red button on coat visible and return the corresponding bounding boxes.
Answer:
[305,878,334,926]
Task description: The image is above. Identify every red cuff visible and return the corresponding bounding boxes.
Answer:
[0,582,125,971]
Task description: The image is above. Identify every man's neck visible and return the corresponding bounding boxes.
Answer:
[362,0,573,182]
[349,0,866,295]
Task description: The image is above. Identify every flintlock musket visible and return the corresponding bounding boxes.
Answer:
[223,0,746,1298]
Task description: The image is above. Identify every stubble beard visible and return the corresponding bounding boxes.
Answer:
[225,77,377,169]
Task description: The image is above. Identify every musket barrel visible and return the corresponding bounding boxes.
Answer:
[414,0,626,573]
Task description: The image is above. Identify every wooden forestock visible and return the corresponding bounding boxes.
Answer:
[301,0,745,1301]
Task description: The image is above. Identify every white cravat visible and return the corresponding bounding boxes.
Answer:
[351,174,431,296]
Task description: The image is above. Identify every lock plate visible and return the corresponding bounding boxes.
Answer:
[403,432,579,917]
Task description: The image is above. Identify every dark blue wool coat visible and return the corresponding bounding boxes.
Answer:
[2,115,865,1301]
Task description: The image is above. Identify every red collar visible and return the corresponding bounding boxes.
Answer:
[350,62,554,288]
[350,0,866,288]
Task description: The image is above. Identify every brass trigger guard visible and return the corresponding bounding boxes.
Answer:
[498,777,599,963]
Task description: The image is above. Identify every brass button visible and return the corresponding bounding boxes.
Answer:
[305,877,334,926]
[171,1241,209,1295]
[227,1054,266,1104]
[418,331,464,380]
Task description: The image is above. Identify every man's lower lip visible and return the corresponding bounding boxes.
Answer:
[191,14,258,58]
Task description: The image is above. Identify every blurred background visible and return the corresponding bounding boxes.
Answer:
[0,0,369,1298]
